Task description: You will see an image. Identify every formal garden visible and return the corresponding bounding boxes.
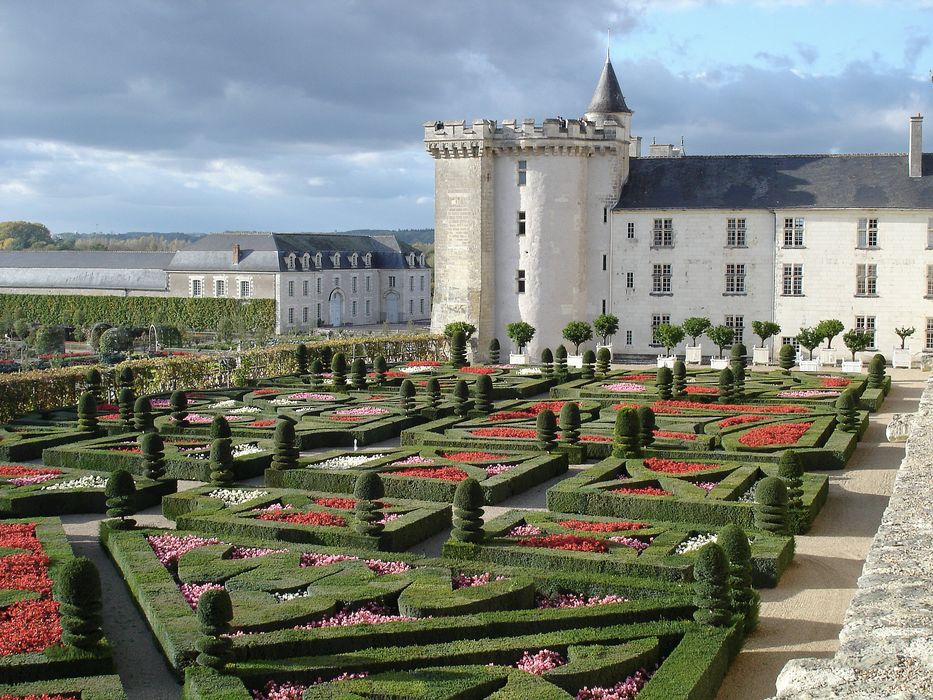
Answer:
[0,328,894,699]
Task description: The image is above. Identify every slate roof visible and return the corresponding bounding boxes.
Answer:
[587,59,631,114]
[615,154,933,210]
[0,251,172,291]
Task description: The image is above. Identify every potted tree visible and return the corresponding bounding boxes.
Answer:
[750,320,781,366]
[706,325,735,368]
[814,319,844,366]
[893,326,914,368]
[562,321,593,368]
[593,313,619,355]
[506,321,535,365]
[795,327,823,370]
[654,323,684,367]
[842,329,872,372]
[681,317,711,365]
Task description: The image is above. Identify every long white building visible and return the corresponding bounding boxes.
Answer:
[425,59,933,361]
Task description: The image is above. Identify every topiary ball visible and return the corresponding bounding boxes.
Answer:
[210,416,231,439]
[55,556,101,608]
[453,477,484,511]
[353,471,385,501]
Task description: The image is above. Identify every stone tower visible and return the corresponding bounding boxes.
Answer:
[425,58,633,357]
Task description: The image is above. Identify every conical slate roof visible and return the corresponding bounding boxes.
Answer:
[586,59,630,114]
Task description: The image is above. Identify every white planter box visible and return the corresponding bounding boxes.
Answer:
[684,345,702,364]
[709,357,728,370]
[752,347,771,366]
[841,360,864,373]
[596,343,613,356]
[892,348,912,369]
[818,349,838,366]
[799,359,820,372]
[567,354,585,368]
[509,353,529,365]
[656,355,676,369]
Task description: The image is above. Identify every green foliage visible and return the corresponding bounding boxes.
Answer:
[562,321,593,354]
[656,366,673,400]
[140,432,166,480]
[506,321,535,353]
[84,368,103,402]
[443,321,476,341]
[399,379,417,416]
[535,409,558,451]
[196,588,233,670]
[595,347,611,377]
[707,325,735,358]
[133,396,155,433]
[105,469,136,528]
[835,390,858,432]
[210,415,231,440]
[895,326,915,349]
[353,472,385,537]
[779,343,796,370]
[612,407,641,458]
[472,374,493,414]
[55,556,104,650]
[170,390,188,426]
[717,525,759,632]
[868,354,886,389]
[118,365,135,390]
[777,451,804,533]
[295,343,309,375]
[637,406,656,450]
[754,476,789,534]
[88,323,113,351]
[692,543,732,626]
[451,477,484,543]
[581,349,596,380]
[795,327,823,360]
[209,438,234,486]
[32,325,66,354]
[681,317,711,345]
[593,313,619,344]
[373,355,388,385]
[554,345,568,378]
[452,379,470,418]
[450,330,468,368]
[717,368,734,404]
[488,337,500,364]
[350,357,368,390]
[309,358,324,387]
[98,326,133,354]
[540,348,553,378]
[271,419,299,471]
[654,323,685,355]
[751,321,781,348]
[330,352,348,389]
[77,391,98,432]
[815,319,844,349]
[423,377,442,411]
[0,220,54,249]
[730,344,746,400]
[118,386,135,428]
[558,402,581,444]
[672,360,687,397]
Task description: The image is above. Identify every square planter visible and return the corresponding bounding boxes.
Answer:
[596,343,613,356]
[841,360,864,373]
[567,354,584,368]
[709,357,728,370]
[818,349,838,366]
[509,353,529,365]
[799,359,820,372]
[892,348,912,368]
[684,345,702,364]
[752,347,771,366]
[656,355,676,369]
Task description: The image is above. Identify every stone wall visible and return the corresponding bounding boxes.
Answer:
[772,378,933,698]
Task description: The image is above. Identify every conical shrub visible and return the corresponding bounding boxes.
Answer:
[692,542,732,626]
[133,397,155,433]
[777,450,804,533]
[331,353,348,389]
[209,438,235,486]
[310,358,324,387]
[554,345,568,378]
[637,406,656,450]
[612,407,641,458]
[170,390,188,427]
[55,557,104,650]
[450,330,468,368]
[105,469,136,529]
[77,391,98,432]
[453,379,470,418]
[473,374,493,414]
[718,367,735,404]
[210,415,231,439]
[399,379,417,417]
[350,357,368,390]
[835,389,858,432]
[558,402,580,444]
[425,377,442,410]
[451,477,484,543]
[139,432,166,480]
[656,367,673,400]
[488,337,500,364]
[867,354,885,389]
[718,525,759,633]
[373,355,388,385]
[270,418,299,470]
[84,368,103,403]
[540,348,553,378]
[779,344,795,371]
[118,386,135,428]
[295,343,309,375]
[672,360,687,397]
[580,350,596,380]
[195,588,233,670]
[353,472,385,537]
[536,409,558,451]
[596,347,611,377]
[754,476,790,534]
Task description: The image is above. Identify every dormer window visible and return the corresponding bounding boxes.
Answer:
[331,252,341,268]
[284,253,297,270]
[313,252,323,269]
[418,253,426,266]
[300,252,311,271]
[406,252,416,267]
[362,252,372,268]
[349,252,359,268]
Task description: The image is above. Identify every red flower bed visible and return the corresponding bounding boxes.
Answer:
[644,458,720,474]
[459,366,495,374]
[820,377,851,388]
[579,434,613,443]
[313,497,357,509]
[252,389,279,395]
[95,403,118,411]
[395,467,468,481]
[108,446,141,454]
[0,466,62,478]
[0,552,53,595]
[442,451,507,461]
[488,410,535,421]
[0,523,43,553]
[529,401,569,413]
[516,534,608,553]
[257,510,346,527]
[652,400,810,414]
[653,430,697,440]
[99,413,122,421]
[717,415,765,428]
[557,519,647,532]
[0,598,61,656]
[383,371,407,379]
[611,403,641,411]
[612,486,673,497]
[471,427,536,439]
[246,419,276,428]
[622,374,654,381]
[407,360,441,367]
[685,385,718,395]
[738,422,812,447]
[488,401,571,422]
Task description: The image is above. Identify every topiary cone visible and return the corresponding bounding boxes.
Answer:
[77,391,99,432]
[209,438,235,486]
[450,330,468,368]
[195,588,233,670]
[835,389,858,432]
[353,472,385,537]
[754,476,790,534]
[310,358,324,388]
[425,377,442,410]
[210,415,231,439]
[636,406,656,450]
[170,390,189,426]
[452,379,470,418]
[596,347,611,377]
[581,350,596,380]
[270,418,299,470]
[612,407,641,458]
[132,396,155,433]
[487,337,500,364]
[692,542,733,626]
[777,450,805,533]
[55,556,104,650]
[451,477,484,543]
[558,402,580,444]
[105,469,136,529]
[372,355,388,385]
[672,360,687,397]
[118,386,136,428]
[778,344,796,372]
[718,524,760,632]
[399,379,417,416]
[331,353,348,389]
[473,374,493,413]
[656,366,673,400]
[350,357,368,390]
[540,348,553,378]
[718,367,735,404]
[536,409,558,451]
[139,431,166,480]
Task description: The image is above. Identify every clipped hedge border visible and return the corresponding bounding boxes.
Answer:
[0,427,96,462]
[0,674,127,700]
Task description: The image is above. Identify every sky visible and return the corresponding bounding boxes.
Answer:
[0,0,931,235]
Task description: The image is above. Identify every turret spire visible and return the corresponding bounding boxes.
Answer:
[586,56,630,115]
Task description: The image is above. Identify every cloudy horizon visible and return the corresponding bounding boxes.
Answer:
[1,0,931,234]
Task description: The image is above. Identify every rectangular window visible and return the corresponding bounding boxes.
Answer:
[627,222,635,239]
[409,299,414,315]
[928,218,933,249]
[214,279,226,297]
[409,276,414,292]
[652,264,672,293]
[927,318,933,350]
[726,218,747,246]
[352,277,357,293]
[303,307,308,323]
[781,336,800,353]
[191,278,202,298]
[420,298,425,314]
[288,280,295,297]
[783,217,804,247]
[855,316,876,348]
[317,278,322,294]
[333,276,339,289]
[603,207,608,224]
[517,159,527,186]
[287,308,294,324]
[518,211,526,236]
[316,303,321,323]
[352,301,357,317]
[856,263,877,295]
[388,276,396,288]
[857,218,879,248]
[302,280,309,296]
[650,314,671,345]
[601,299,606,314]
[517,269,526,294]
[782,264,803,296]
[626,272,634,289]
[625,330,633,345]
[927,265,933,297]
[366,276,372,293]
[652,218,673,247]
[725,315,745,344]
[725,263,746,293]
[365,299,371,317]
[239,279,252,298]
[420,276,425,291]
[602,254,607,271]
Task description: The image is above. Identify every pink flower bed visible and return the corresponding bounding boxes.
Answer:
[150,398,171,408]
[653,400,809,414]
[179,582,223,609]
[777,389,840,398]
[484,463,513,476]
[147,533,221,568]
[229,546,286,559]
[515,649,565,675]
[695,481,718,493]
[296,602,418,629]
[333,406,389,416]
[298,553,411,576]
[536,593,627,608]
[601,383,647,393]
[390,455,434,466]
[608,536,651,552]
[506,524,543,537]
[251,675,369,700]
[452,572,506,589]
[10,473,60,486]
[575,668,653,700]
[286,392,339,401]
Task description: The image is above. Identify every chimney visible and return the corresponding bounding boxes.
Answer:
[909,114,923,178]
[232,243,241,265]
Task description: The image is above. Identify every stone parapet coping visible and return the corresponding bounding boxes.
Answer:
[772,377,933,698]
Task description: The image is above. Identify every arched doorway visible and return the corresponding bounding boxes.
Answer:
[384,292,399,323]
[329,290,344,327]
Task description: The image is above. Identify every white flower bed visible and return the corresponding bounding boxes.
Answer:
[737,484,758,503]
[675,532,718,554]
[206,488,270,506]
[209,399,237,409]
[232,443,264,458]
[269,398,301,406]
[309,454,386,470]
[399,365,436,374]
[516,367,542,376]
[41,475,109,491]
[227,406,261,414]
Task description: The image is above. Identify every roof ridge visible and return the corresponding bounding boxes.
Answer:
[639,153,911,160]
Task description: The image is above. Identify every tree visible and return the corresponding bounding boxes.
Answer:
[558,402,580,444]
[562,321,593,354]
[133,397,155,433]
[835,390,858,433]
[118,386,135,428]
[452,379,470,418]
[637,406,656,450]
[451,477,484,543]
[139,432,166,480]
[488,337,500,364]
[596,347,612,377]
[692,543,732,626]
[751,321,781,349]
[707,325,735,358]
[654,323,685,356]
[271,419,299,470]
[593,314,619,345]
[77,392,98,432]
[33,325,66,355]
[443,321,476,341]
[472,375,493,414]
[536,409,558,451]
[399,379,417,416]
[777,450,804,533]
[0,221,54,249]
[612,407,641,458]
[98,326,133,354]
[372,355,387,385]
[330,353,348,389]
[656,366,673,400]
[84,368,104,403]
[450,330,468,368]
[718,525,759,632]
[539,348,553,378]
[779,343,796,370]
[754,477,789,535]
[54,557,104,650]
[209,438,235,486]
[353,472,385,537]
[195,589,233,671]
[682,317,711,346]
[581,349,596,380]
[309,357,325,387]
[554,345,568,378]
[795,327,822,360]
[170,390,188,426]
[350,357,368,390]
[895,326,915,349]
[672,360,687,397]
[506,321,535,354]
[105,470,136,529]
[815,319,844,350]
[425,377,442,411]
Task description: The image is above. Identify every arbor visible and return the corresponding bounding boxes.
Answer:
[895,326,915,349]
[707,325,735,358]
[751,321,781,349]
[562,321,593,354]
[795,327,823,360]
[98,326,133,354]
[654,323,685,356]
[815,319,844,350]
[682,317,711,346]
[443,321,476,341]
[506,321,535,354]
[593,313,619,345]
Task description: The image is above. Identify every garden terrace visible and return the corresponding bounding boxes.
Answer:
[0,518,120,689]
[42,433,270,481]
[103,523,744,700]
[0,465,173,517]
[0,426,98,462]
[547,456,828,534]
[161,485,451,551]
[265,448,567,504]
[445,509,793,587]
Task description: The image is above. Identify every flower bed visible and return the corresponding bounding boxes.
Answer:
[600,383,647,393]
[738,422,812,447]
[644,458,720,475]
